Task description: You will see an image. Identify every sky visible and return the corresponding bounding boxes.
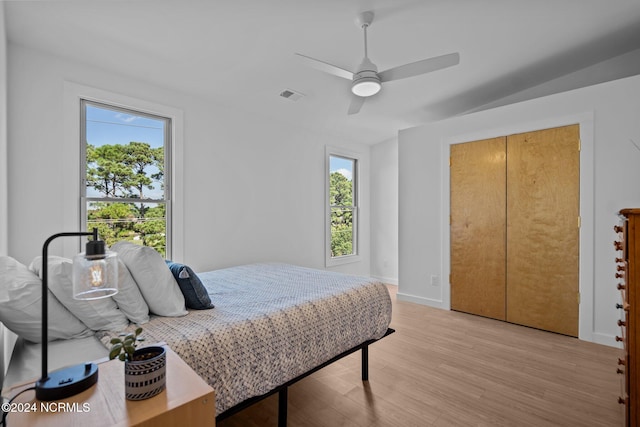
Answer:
[85,103,166,199]
[85,104,165,148]
[330,156,354,181]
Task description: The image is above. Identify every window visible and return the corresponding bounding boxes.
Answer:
[327,149,359,265]
[81,100,172,257]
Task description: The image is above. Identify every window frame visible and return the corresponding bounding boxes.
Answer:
[64,82,183,261]
[325,146,361,267]
[80,99,173,258]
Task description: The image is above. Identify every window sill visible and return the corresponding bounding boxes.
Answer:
[326,254,361,267]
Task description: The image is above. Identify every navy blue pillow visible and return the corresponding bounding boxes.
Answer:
[165,261,214,310]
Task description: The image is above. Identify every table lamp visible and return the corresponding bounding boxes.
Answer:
[35,228,118,401]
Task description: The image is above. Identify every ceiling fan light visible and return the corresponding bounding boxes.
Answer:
[351,77,381,97]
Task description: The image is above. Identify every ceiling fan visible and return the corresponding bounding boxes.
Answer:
[295,10,460,115]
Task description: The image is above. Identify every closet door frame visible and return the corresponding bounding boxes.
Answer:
[440,113,595,341]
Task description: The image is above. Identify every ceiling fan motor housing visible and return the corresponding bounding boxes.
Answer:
[352,57,381,97]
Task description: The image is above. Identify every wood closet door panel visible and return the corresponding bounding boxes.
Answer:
[506,124,580,336]
[450,137,506,320]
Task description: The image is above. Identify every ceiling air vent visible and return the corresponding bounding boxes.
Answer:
[279,88,305,101]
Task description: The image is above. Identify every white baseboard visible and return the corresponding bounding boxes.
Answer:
[396,292,446,309]
[371,275,398,286]
[590,331,622,349]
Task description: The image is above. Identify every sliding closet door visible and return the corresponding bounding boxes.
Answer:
[506,124,580,336]
[450,137,507,320]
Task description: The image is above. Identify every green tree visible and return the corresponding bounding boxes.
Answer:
[87,202,137,247]
[122,142,163,200]
[86,144,132,197]
[87,142,163,201]
[120,141,163,220]
[329,172,354,257]
[134,205,166,257]
[330,172,353,206]
[86,141,166,255]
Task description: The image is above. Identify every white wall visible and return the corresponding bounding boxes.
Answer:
[6,44,371,276]
[399,74,640,347]
[0,3,7,257]
[370,138,398,284]
[0,1,14,387]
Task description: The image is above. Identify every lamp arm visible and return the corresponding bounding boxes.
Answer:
[40,229,98,383]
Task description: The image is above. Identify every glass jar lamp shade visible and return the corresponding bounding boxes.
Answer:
[73,246,118,300]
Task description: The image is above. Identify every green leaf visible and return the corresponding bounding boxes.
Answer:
[110,338,122,344]
[109,346,122,360]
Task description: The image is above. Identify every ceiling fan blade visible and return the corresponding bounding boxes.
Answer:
[348,95,366,115]
[378,52,460,83]
[294,53,354,80]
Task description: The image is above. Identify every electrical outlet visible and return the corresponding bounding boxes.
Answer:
[430,275,440,287]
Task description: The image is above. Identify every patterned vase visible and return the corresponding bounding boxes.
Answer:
[124,346,167,400]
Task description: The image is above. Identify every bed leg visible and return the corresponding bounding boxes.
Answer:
[362,344,369,381]
[278,386,288,427]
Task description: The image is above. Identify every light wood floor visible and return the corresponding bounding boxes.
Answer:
[218,286,624,427]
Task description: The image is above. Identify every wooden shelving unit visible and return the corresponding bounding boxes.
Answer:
[616,208,639,426]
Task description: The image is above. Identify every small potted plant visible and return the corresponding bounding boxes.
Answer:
[109,327,166,401]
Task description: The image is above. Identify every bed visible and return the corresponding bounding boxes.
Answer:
[1,252,393,426]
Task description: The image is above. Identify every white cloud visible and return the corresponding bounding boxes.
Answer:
[115,113,138,123]
[335,168,352,180]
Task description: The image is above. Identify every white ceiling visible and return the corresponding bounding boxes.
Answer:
[4,0,640,145]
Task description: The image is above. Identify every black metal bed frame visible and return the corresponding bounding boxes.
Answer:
[216,327,395,427]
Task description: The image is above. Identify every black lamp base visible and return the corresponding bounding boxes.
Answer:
[35,363,99,401]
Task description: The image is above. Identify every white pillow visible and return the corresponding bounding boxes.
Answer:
[0,256,93,342]
[111,241,187,317]
[111,259,150,324]
[30,256,130,332]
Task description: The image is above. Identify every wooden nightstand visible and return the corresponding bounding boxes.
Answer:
[3,345,215,427]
